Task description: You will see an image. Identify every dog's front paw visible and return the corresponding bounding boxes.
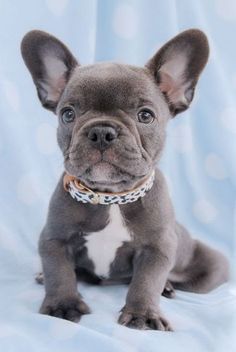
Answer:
[39,295,91,322]
[118,306,173,331]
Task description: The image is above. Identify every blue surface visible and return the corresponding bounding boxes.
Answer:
[0,0,236,351]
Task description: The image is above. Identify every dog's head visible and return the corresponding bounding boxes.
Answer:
[21,29,209,192]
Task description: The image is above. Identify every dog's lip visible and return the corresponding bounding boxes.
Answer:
[86,179,126,186]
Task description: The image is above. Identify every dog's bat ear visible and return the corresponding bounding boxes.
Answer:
[146,29,209,116]
[21,30,78,112]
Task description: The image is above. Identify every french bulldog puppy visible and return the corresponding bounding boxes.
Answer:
[21,29,229,331]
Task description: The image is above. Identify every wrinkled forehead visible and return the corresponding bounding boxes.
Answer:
[59,63,160,111]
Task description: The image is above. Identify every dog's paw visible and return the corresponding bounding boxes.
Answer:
[118,306,173,331]
[35,272,44,285]
[162,280,176,299]
[39,295,91,322]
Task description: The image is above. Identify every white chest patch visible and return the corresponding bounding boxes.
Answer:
[85,205,132,278]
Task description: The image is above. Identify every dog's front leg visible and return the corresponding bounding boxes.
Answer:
[118,238,174,331]
[39,237,90,322]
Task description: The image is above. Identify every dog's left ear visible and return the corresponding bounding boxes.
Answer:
[21,30,78,112]
[146,29,209,116]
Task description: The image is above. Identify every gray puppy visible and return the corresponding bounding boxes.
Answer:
[21,29,229,331]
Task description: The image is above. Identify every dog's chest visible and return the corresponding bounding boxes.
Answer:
[85,205,132,278]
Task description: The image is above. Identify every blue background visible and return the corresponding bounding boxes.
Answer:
[0,1,235,351]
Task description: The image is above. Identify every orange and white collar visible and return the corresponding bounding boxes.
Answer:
[63,170,155,205]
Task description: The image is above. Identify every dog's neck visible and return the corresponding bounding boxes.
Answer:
[63,170,155,205]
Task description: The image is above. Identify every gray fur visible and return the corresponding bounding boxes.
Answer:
[21,29,229,330]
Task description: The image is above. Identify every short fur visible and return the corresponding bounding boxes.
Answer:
[21,29,229,331]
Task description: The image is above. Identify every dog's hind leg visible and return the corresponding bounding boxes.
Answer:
[169,234,229,293]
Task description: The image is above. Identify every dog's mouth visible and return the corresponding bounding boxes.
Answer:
[86,161,132,183]
[65,160,147,192]
[64,134,153,192]
[81,162,145,192]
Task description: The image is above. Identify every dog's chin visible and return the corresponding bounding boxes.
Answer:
[69,161,144,193]
[81,179,131,193]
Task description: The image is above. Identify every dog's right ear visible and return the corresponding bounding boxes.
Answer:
[21,30,78,112]
[146,29,209,116]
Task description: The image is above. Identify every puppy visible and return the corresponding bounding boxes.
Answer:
[21,29,229,331]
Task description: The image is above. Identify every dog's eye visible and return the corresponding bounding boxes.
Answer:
[61,108,75,124]
[137,109,155,124]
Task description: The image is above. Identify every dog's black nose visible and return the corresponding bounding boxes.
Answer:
[87,125,118,149]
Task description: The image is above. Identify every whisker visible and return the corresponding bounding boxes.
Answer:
[63,150,77,158]
[69,149,77,155]
[69,157,81,162]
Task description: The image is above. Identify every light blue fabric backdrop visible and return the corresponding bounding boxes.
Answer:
[0,0,235,351]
